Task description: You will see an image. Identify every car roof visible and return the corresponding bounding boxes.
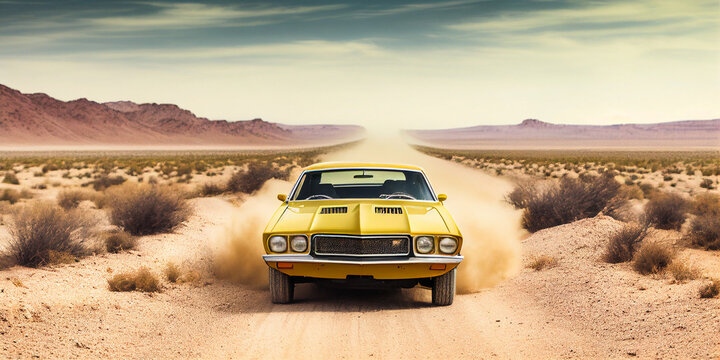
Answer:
[303,162,425,172]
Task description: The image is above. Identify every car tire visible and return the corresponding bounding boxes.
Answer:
[269,267,294,304]
[432,268,455,306]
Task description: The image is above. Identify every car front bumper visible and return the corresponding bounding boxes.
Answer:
[262,254,463,279]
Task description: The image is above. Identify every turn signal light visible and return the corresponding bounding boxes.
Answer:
[429,264,446,270]
[277,262,294,269]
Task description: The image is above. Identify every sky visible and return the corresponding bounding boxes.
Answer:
[0,0,718,129]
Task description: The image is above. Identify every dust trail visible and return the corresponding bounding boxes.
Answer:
[212,178,295,288]
[214,133,523,293]
[323,133,523,293]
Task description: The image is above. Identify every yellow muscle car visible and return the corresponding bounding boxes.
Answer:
[262,162,463,306]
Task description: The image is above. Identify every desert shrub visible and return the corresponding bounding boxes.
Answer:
[2,172,20,185]
[227,162,286,194]
[105,184,190,236]
[520,174,624,232]
[104,231,137,253]
[5,203,89,267]
[644,193,688,230]
[633,242,675,275]
[700,178,715,189]
[165,262,181,283]
[0,189,21,204]
[691,193,720,217]
[603,222,648,263]
[527,255,557,271]
[92,175,126,191]
[667,260,700,282]
[638,183,655,198]
[199,182,225,196]
[699,280,720,299]
[687,215,720,250]
[505,182,535,209]
[108,267,160,292]
[57,189,94,209]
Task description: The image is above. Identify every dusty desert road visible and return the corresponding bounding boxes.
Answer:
[2,141,719,359]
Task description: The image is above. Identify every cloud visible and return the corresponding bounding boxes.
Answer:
[90,3,346,30]
[355,0,485,17]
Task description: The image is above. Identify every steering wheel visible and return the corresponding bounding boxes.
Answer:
[381,192,416,200]
[306,194,333,200]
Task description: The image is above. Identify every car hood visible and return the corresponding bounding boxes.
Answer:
[269,201,457,236]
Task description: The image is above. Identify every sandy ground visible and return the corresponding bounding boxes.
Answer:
[1,195,719,359]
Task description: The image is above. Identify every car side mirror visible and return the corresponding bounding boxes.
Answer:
[437,194,447,202]
[277,194,287,202]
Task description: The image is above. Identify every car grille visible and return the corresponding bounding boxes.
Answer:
[313,235,410,257]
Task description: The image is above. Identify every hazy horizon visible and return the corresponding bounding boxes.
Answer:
[2,0,718,129]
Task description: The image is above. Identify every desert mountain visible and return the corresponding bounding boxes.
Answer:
[0,84,363,147]
[406,118,720,149]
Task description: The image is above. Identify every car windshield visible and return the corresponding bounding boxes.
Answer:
[291,169,435,201]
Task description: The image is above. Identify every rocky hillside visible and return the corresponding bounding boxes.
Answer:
[407,118,720,149]
[0,84,362,147]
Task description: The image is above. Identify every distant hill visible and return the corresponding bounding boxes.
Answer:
[0,84,363,148]
[406,119,720,149]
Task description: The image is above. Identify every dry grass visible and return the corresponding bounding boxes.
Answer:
[699,280,720,298]
[526,255,558,271]
[604,223,649,263]
[199,182,226,196]
[57,189,96,209]
[667,260,700,283]
[2,171,20,185]
[108,267,161,292]
[105,184,191,236]
[10,277,25,288]
[5,202,90,267]
[104,231,137,253]
[91,174,126,191]
[0,188,33,205]
[686,193,720,250]
[164,262,181,283]
[644,193,688,230]
[633,241,675,275]
[227,162,288,194]
[519,174,624,232]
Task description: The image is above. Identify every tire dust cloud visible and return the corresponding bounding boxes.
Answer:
[214,133,523,294]
[212,178,296,288]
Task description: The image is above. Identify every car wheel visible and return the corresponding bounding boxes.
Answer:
[432,268,455,306]
[269,267,294,304]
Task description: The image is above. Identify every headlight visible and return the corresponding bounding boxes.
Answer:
[268,235,287,253]
[290,235,308,252]
[439,237,458,254]
[415,236,434,254]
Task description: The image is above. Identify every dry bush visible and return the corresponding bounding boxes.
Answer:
[633,241,675,275]
[505,181,535,209]
[199,182,225,196]
[227,162,287,194]
[667,260,700,282]
[92,175,126,191]
[5,203,89,267]
[691,193,720,217]
[644,193,688,230]
[104,231,137,253]
[165,262,181,283]
[108,267,160,292]
[57,189,95,209]
[687,215,720,250]
[0,188,33,205]
[520,174,624,232]
[105,184,190,236]
[603,222,648,263]
[2,171,20,185]
[699,280,720,299]
[526,255,557,271]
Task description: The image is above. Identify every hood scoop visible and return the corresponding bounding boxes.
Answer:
[375,206,403,214]
[319,206,348,214]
